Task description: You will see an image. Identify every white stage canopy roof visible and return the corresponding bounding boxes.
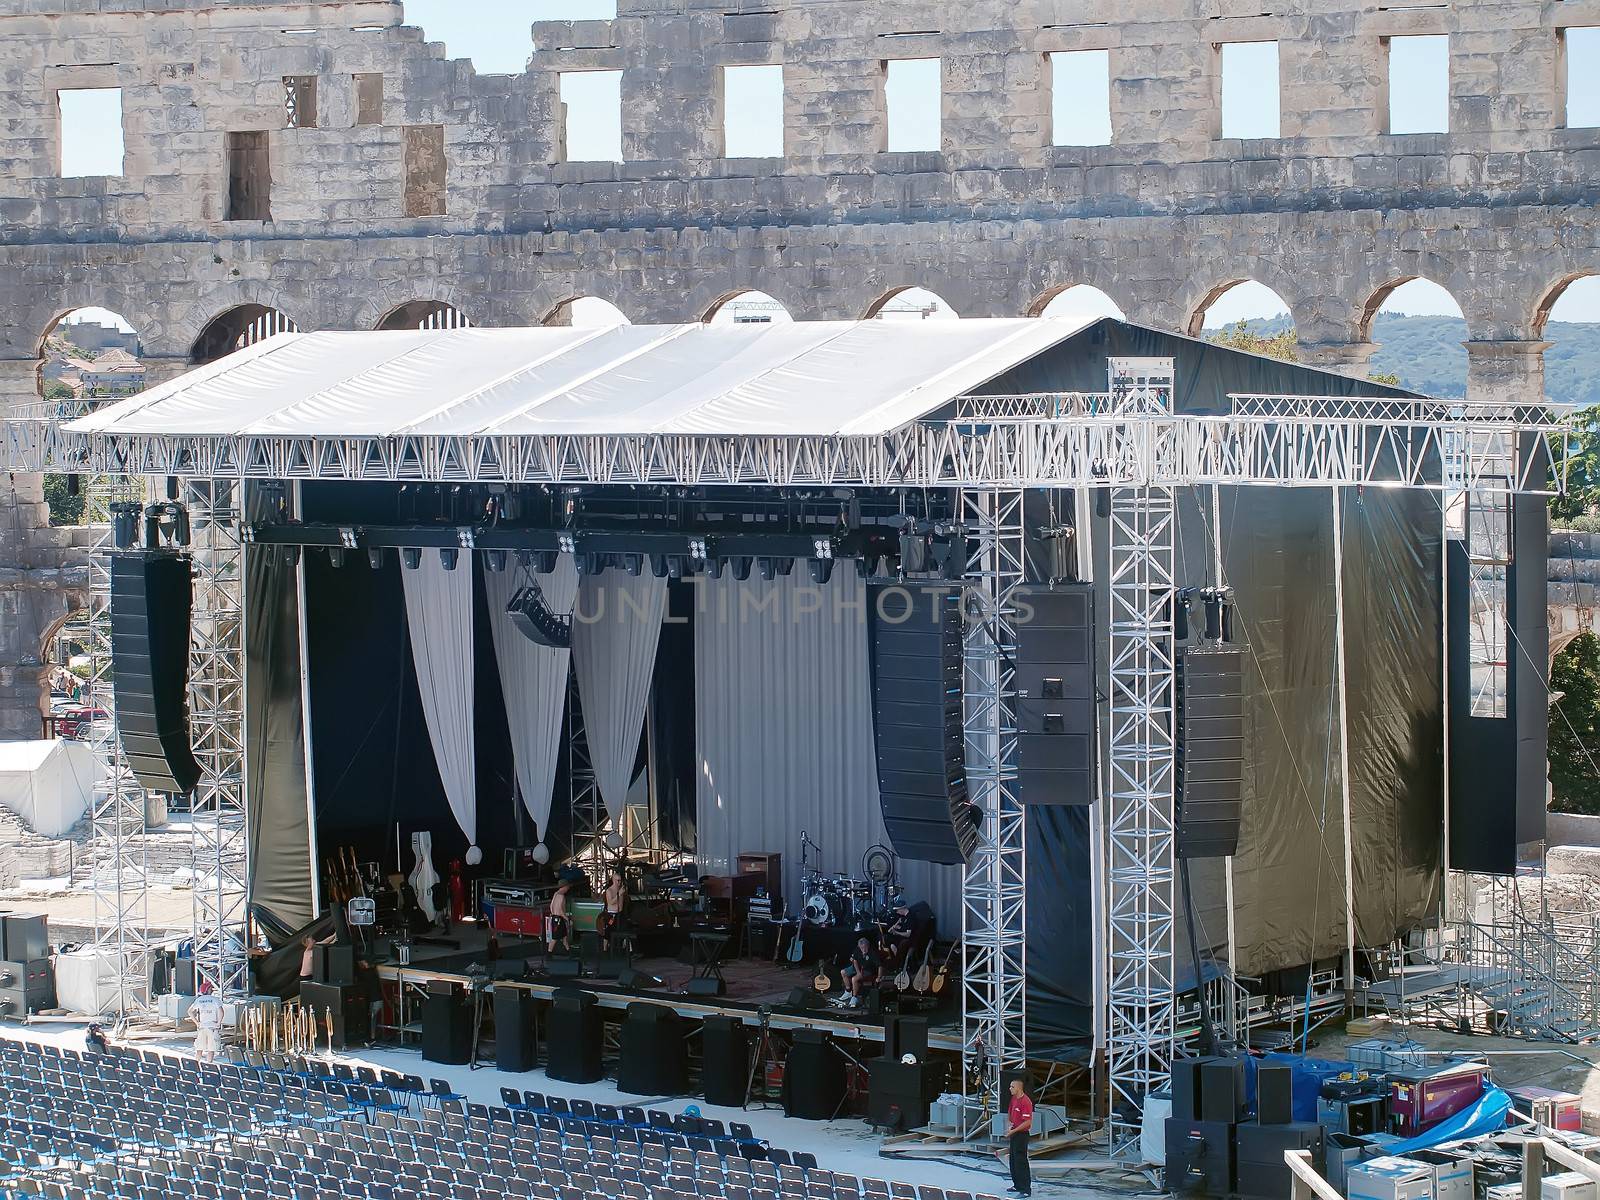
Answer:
[68,319,1084,440]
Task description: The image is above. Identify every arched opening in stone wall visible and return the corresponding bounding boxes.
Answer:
[544,296,630,328]
[1033,284,1125,323]
[704,290,794,325]
[191,304,299,365]
[865,286,958,321]
[1535,275,1600,411]
[40,605,92,739]
[376,300,473,331]
[1362,278,1467,398]
[39,307,144,403]
[1189,279,1293,340]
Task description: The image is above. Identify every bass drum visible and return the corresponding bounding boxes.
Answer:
[804,892,846,927]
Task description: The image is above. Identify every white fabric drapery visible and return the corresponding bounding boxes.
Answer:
[409,830,440,921]
[483,556,579,853]
[692,571,961,930]
[571,570,667,838]
[400,550,479,860]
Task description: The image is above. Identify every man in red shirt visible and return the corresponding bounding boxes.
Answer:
[1000,1076,1033,1196]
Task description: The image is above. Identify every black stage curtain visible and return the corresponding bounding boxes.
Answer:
[652,579,698,853]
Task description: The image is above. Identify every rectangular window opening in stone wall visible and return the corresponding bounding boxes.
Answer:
[722,64,783,159]
[57,88,124,177]
[559,70,623,163]
[883,57,941,153]
[354,73,384,126]
[225,131,271,221]
[1562,26,1600,129]
[1049,50,1112,147]
[1385,35,1449,135]
[404,124,447,218]
[1218,41,1280,140]
[284,76,318,129]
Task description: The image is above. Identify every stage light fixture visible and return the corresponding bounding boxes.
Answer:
[327,546,346,568]
[534,550,558,574]
[110,502,141,549]
[402,547,422,570]
[688,537,708,560]
[338,526,360,550]
[812,537,834,560]
[458,527,475,550]
[558,532,577,555]
[368,547,386,569]
[807,559,833,585]
[484,549,508,572]
[439,547,459,571]
[1201,587,1223,642]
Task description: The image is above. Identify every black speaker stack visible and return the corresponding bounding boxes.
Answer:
[1166,1057,1323,1197]
[867,1017,944,1130]
[1014,585,1097,806]
[783,1027,845,1120]
[701,1015,750,1107]
[495,984,538,1072]
[1176,648,1245,859]
[421,979,473,1065]
[867,585,978,865]
[299,980,370,1049]
[618,1003,687,1095]
[545,988,603,1083]
[109,552,203,796]
[0,914,53,1021]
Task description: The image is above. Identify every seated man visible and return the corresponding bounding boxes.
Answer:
[831,936,881,1010]
[880,900,935,970]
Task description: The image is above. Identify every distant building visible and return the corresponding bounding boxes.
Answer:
[79,349,145,396]
[59,320,139,357]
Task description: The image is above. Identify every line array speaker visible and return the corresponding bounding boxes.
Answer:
[1014,585,1096,805]
[109,552,202,796]
[1177,647,1245,859]
[617,1003,686,1095]
[868,585,978,865]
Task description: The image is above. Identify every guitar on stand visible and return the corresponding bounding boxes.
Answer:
[930,941,959,995]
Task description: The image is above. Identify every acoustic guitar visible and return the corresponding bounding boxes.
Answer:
[786,919,806,964]
[896,940,926,992]
[930,941,959,994]
[813,959,831,993]
[912,939,935,993]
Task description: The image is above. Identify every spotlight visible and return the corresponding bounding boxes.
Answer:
[439,547,459,571]
[327,546,346,568]
[458,527,476,550]
[338,526,360,550]
[533,550,558,574]
[731,556,752,581]
[1201,587,1223,642]
[688,537,708,560]
[368,547,386,569]
[558,532,577,555]
[484,549,508,572]
[402,547,422,570]
[812,537,834,560]
[807,559,833,585]
[111,502,141,549]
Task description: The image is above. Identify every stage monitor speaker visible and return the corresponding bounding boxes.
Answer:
[174,957,196,998]
[313,944,355,987]
[784,1028,845,1121]
[1256,1064,1294,1125]
[883,1015,930,1063]
[546,990,603,1083]
[1199,1056,1246,1124]
[868,585,978,865]
[702,1016,750,1107]
[421,987,472,1065]
[494,985,538,1073]
[109,552,202,796]
[544,957,582,979]
[868,1057,947,1130]
[1,914,47,963]
[299,981,370,1049]
[618,1004,687,1095]
[1171,1057,1203,1122]
[1177,648,1245,859]
[686,977,725,998]
[1014,586,1097,806]
[785,988,819,1011]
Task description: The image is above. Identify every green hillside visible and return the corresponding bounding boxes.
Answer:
[1223,314,1600,407]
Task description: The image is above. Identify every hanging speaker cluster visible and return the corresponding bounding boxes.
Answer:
[506,584,571,648]
[109,552,203,796]
[1176,647,1245,859]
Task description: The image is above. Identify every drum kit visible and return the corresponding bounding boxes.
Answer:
[798,837,904,930]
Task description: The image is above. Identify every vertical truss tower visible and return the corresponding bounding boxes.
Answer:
[184,479,250,998]
[960,487,1027,1121]
[1104,360,1179,1157]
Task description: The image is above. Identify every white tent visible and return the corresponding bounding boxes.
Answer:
[0,739,96,838]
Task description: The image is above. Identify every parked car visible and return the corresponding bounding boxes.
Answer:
[56,705,106,739]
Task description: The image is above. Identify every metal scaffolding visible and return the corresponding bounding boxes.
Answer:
[86,474,151,1014]
[183,478,250,999]
[567,670,606,884]
[1104,359,1179,1158]
[960,487,1028,1126]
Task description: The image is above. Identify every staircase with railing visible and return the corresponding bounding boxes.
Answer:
[1451,914,1600,1043]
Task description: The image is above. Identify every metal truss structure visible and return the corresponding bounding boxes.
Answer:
[183,479,250,999]
[566,671,605,885]
[86,474,151,1014]
[7,397,1564,492]
[959,487,1027,1128]
[1104,359,1180,1159]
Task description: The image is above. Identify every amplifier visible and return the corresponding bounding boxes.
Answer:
[482,880,542,909]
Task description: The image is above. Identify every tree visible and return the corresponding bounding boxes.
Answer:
[1551,405,1600,523]
[42,381,74,401]
[1208,319,1300,363]
[1550,631,1600,814]
[42,473,84,526]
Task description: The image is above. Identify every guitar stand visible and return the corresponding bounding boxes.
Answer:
[743,1008,782,1111]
